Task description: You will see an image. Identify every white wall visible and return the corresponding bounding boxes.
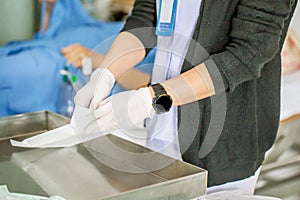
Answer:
[0,0,35,45]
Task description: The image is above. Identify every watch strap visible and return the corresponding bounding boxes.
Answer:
[151,83,168,97]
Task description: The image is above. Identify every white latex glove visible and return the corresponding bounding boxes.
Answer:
[94,87,155,133]
[74,68,115,108]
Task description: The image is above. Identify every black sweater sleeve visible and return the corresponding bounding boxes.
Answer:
[209,0,295,92]
[121,0,157,53]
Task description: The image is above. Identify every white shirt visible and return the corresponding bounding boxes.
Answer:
[146,0,202,159]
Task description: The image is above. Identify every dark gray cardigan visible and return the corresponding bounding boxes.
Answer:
[122,0,297,186]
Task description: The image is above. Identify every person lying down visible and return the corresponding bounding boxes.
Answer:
[0,0,154,117]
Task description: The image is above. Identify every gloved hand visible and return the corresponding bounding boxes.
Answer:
[74,68,115,108]
[94,87,155,133]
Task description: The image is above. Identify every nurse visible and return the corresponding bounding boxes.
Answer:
[74,0,297,194]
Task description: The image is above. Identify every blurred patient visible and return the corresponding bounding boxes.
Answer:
[0,0,153,117]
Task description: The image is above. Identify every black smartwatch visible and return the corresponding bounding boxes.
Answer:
[151,83,173,114]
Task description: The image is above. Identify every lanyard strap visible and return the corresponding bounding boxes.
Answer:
[156,0,178,36]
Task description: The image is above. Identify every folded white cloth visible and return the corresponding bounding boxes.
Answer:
[10,106,105,148]
[0,185,65,200]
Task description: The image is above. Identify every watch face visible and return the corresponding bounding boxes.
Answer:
[153,94,173,114]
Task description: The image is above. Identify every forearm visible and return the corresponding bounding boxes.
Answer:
[149,63,215,106]
[99,31,146,81]
[117,69,150,90]
[89,51,105,69]
[101,0,156,81]
[42,0,55,32]
[61,44,104,68]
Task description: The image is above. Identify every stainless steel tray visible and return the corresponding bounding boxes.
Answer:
[0,110,70,141]
[0,111,207,200]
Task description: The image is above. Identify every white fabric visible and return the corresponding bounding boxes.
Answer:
[147,0,202,159]
[198,190,281,200]
[206,166,262,195]
[10,106,103,148]
[0,185,65,200]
